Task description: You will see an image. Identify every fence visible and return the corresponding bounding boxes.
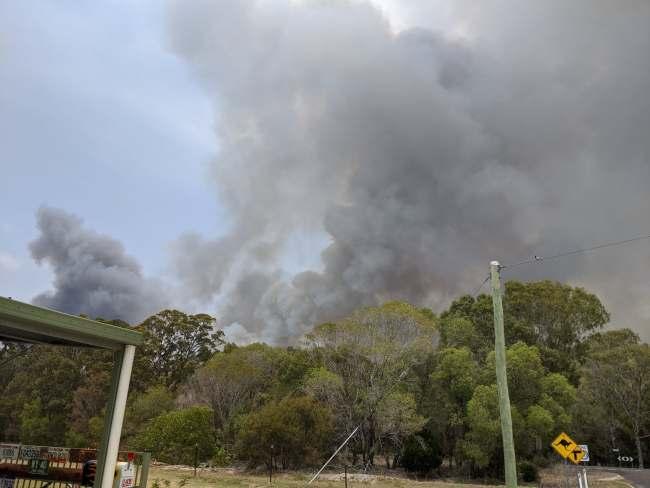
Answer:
[0,444,150,488]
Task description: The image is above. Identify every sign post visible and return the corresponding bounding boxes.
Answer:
[552,432,587,488]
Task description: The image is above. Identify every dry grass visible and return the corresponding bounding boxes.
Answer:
[146,464,632,488]
[539,465,632,488]
[147,465,502,488]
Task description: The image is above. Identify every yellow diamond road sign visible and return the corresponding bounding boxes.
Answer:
[551,432,585,464]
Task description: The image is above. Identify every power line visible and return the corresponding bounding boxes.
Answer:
[502,233,650,270]
[473,275,490,296]
[466,233,650,299]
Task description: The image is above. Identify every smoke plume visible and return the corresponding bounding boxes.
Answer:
[30,206,169,323]
[162,0,650,342]
[164,0,650,344]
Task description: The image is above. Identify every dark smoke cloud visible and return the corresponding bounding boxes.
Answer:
[166,0,650,343]
[30,206,169,323]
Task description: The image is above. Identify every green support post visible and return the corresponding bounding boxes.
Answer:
[95,345,136,488]
[139,452,151,488]
[490,261,517,488]
[95,348,125,488]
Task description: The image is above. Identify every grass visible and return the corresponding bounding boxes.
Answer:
[145,465,633,488]
[538,465,633,488]
[146,466,503,488]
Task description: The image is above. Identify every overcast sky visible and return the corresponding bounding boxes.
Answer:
[1,1,649,343]
[0,0,413,306]
[0,1,220,296]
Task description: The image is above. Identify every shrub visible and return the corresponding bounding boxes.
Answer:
[236,396,333,469]
[519,461,538,482]
[400,432,442,473]
[212,447,232,467]
[132,406,216,464]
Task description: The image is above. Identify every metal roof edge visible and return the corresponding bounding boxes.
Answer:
[0,296,143,347]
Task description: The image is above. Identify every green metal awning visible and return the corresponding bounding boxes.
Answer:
[0,296,142,488]
[0,296,142,349]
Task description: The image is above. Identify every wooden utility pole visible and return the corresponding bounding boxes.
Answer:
[490,261,518,488]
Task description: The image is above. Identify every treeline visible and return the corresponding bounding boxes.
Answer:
[0,281,648,479]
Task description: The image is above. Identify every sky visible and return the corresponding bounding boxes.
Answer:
[0,1,220,296]
[1,0,649,343]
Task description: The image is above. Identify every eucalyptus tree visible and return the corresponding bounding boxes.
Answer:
[305,301,436,466]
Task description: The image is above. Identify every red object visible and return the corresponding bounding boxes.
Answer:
[127,452,135,463]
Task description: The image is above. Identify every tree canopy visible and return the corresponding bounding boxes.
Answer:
[0,280,646,477]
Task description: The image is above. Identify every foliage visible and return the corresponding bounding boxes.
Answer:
[580,331,650,468]
[181,343,283,446]
[399,431,442,473]
[519,461,538,482]
[132,406,216,464]
[306,301,437,466]
[463,384,501,469]
[211,447,232,467]
[236,396,333,469]
[0,345,109,445]
[2,284,648,479]
[124,385,176,444]
[460,343,576,476]
[19,399,50,444]
[442,281,608,381]
[427,347,478,465]
[135,310,225,390]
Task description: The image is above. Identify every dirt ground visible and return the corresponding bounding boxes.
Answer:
[538,465,632,488]
[146,464,634,488]
[148,465,500,488]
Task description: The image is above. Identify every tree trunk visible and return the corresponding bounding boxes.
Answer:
[634,432,644,469]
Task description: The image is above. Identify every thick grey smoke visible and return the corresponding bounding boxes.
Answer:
[166,0,650,343]
[30,206,169,323]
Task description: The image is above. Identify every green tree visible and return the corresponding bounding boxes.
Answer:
[462,343,575,474]
[504,281,608,378]
[0,346,83,443]
[183,343,281,446]
[399,430,443,473]
[306,301,437,466]
[132,406,216,464]
[236,396,333,469]
[463,384,502,470]
[429,347,479,465]
[135,310,225,390]
[581,332,650,468]
[19,398,50,444]
[376,392,426,468]
[438,317,485,357]
[573,330,642,465]
[443,281,609,381]
[484,342,545,409]
[123,385,175,444]
[67,348,114,447]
